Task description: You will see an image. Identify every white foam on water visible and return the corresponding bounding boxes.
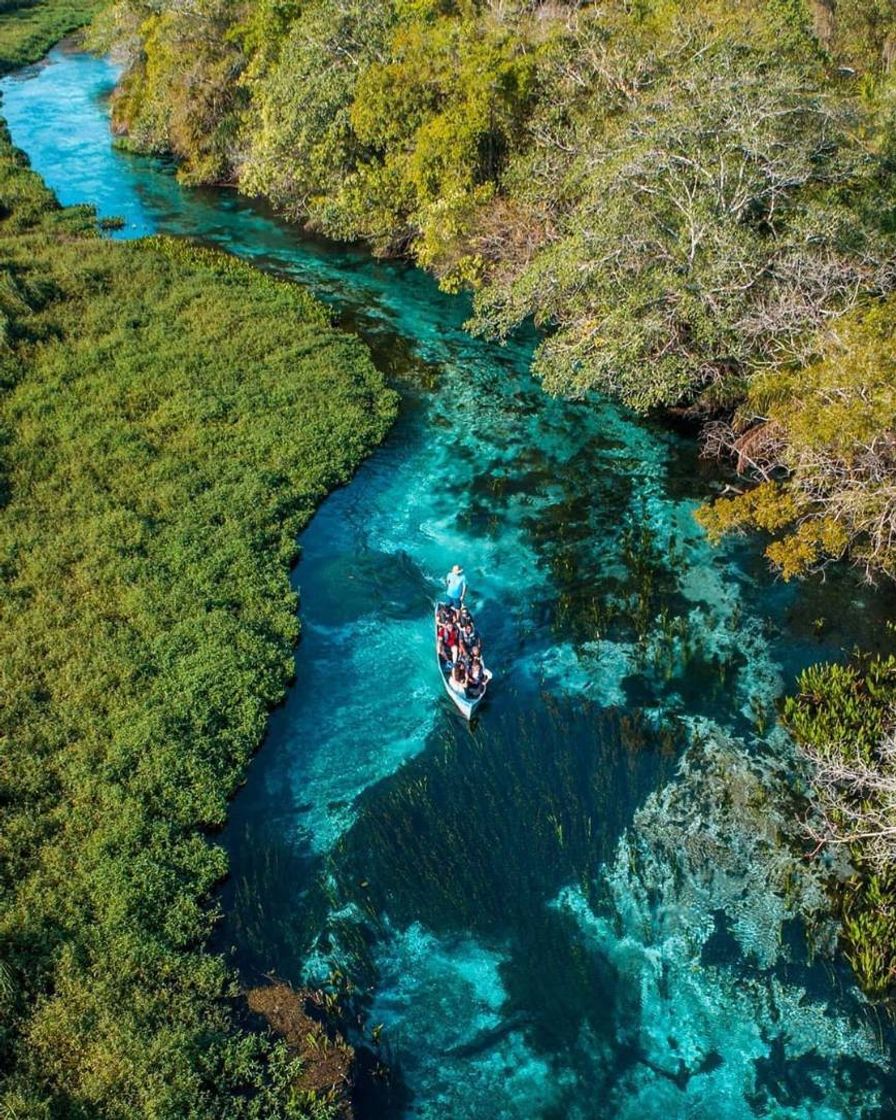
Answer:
[532,638,634,704]
[271,618,437,850]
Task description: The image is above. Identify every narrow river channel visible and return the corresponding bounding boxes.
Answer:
[6,44,896,1120]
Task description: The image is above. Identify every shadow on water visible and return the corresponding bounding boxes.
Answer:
[219,692,678,958]
[333,696,679,939]
[222,692,682,1116]
[220,825,322,984]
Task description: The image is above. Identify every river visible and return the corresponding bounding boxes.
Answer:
[6,44,896,1120]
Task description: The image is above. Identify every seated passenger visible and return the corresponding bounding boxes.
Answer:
[460,619,478,648]
[466,658,486,698]
[441,622,459,664]
[449,661,467,695]
[436,611,450,644]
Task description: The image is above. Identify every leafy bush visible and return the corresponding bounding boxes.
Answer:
[784,656,896,997]
[0,8,397,1112]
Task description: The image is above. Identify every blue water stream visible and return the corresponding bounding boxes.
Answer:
[6,45,896,1119]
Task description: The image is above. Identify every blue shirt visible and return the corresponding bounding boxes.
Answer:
[446,570,466,599]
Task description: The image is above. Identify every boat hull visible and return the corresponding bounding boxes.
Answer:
[434,604,491,720]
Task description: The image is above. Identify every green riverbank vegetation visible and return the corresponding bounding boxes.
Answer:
[95,0,896,1005]
[100,0,896,579]
[0,9,397,1114]
[0,0,104,71]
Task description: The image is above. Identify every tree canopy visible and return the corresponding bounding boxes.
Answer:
[104,0,896,574]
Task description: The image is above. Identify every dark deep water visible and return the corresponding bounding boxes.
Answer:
[6,45,896,1119]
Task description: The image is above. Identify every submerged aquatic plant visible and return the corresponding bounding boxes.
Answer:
[553,726,889,1117]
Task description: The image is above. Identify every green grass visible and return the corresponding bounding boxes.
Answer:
[0,0,103,73]
[0,2,398,1114]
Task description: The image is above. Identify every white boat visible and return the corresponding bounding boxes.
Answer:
[434,604,492,720]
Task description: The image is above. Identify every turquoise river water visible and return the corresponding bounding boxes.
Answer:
[6,44,896,1120]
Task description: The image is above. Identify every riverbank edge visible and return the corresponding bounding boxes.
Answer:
[0,6,399,1117]
[5,6,887,1093]
[90,26,896,1011]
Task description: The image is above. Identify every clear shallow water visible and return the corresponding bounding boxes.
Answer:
[6,45,896,1119]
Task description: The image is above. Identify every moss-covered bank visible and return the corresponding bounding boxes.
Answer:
[0,5,397,1117]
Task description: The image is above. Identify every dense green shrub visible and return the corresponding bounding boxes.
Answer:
[0,6,397,1113]
[785,657,896,997]
[103,0,896,574]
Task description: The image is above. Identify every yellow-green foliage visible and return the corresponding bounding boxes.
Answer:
[828,0,896,71]
[699,300,896,578]
[785,657,896,997]
[0,9,397,1112]
[750,307,896,458]
[109,0,245,183]
[349,13,536,260]
[764,519,852,580]
[696,481,800,541]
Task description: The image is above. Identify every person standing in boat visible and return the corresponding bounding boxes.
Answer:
[445,563,466,610]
